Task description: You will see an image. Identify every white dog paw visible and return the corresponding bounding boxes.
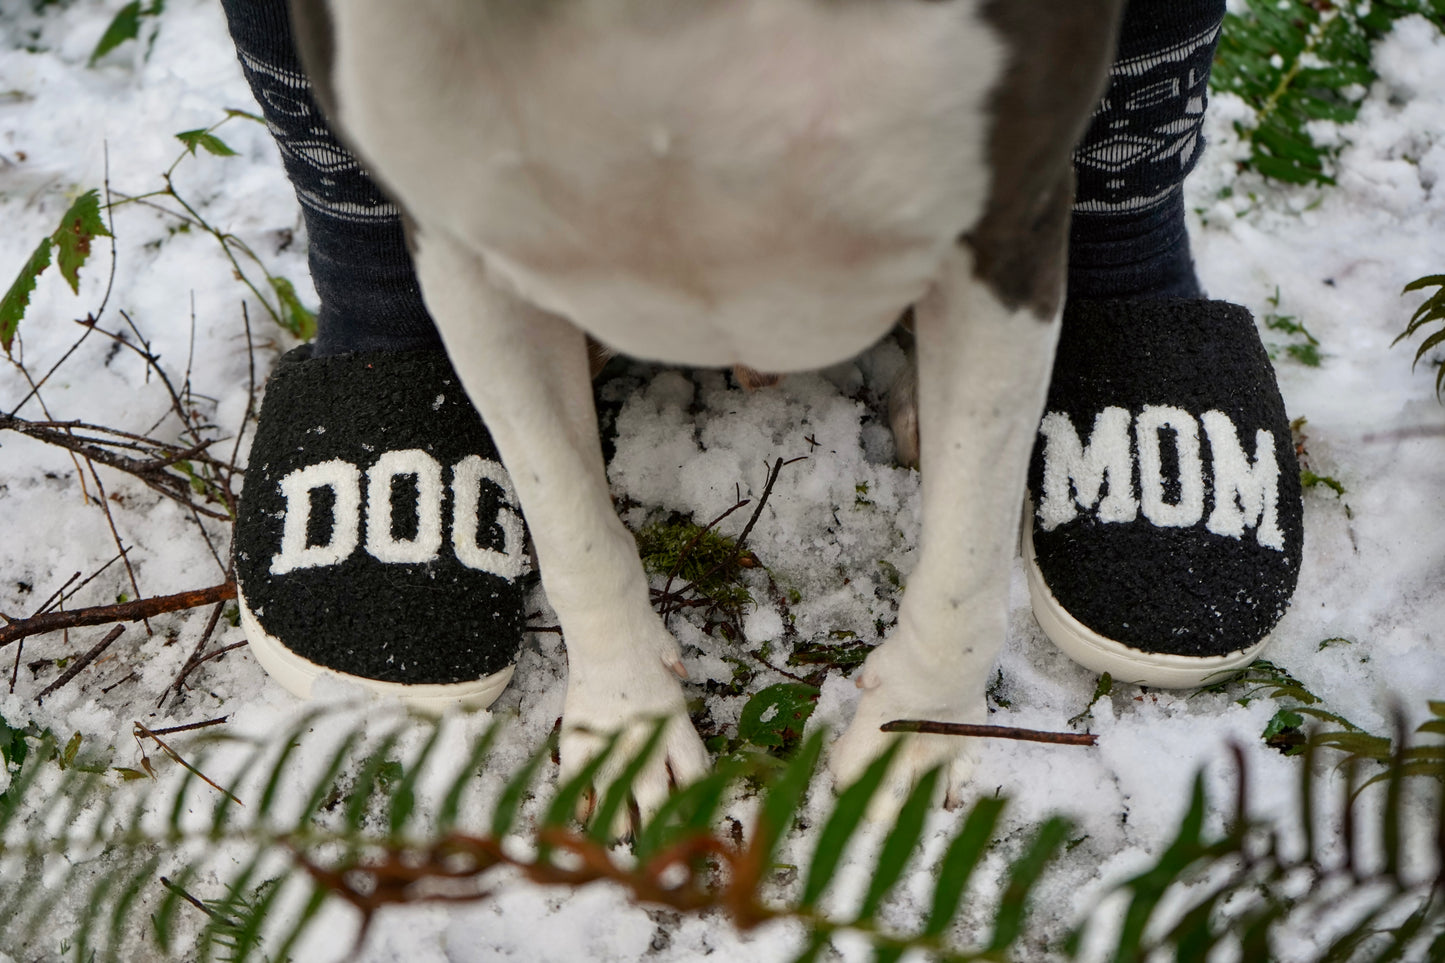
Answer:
[827,646,985,819]
[559,651,709,835]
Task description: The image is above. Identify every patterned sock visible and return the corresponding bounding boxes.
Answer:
[1068,0,1226,301]
[219,0,442,357]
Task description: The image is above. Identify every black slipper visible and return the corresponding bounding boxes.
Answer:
[234,347,528,710]
[1025,299,1303,687]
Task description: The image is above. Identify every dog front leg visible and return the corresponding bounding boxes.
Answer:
[830,246,1060,813]
[412,233,709,825]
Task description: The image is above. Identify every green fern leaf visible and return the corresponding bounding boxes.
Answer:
[491,731,556,840]
[1108,772,1211,959]
[388,723,445,838]
[588,721,670,844]
[1215,0,1441,187]
[269,880,329,963]
[987,815,1071,955]
[633,760,740,865]
[854,766,940,924]
[436,722,502,835]
[751,729,826,876]
[297,730,363,830]
[922,794,1006,941]
[800,739,901,909]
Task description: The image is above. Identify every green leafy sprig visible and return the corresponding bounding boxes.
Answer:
[1213,0,1445,186]
[1397,274,1445,398]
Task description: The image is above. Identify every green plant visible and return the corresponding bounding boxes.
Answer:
[1206,658,1393,760]
[0,189,110,355]
[1213,0,1445,186]
[1397,274,1445,398]
[0,110,315,352]
[88,0,166,67]
[1,700,1441,962]
[636,516,755,610]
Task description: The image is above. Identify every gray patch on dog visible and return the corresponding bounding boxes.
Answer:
[962,0,1124,320]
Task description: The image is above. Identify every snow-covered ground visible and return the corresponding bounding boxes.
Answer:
[1,2,1442,960]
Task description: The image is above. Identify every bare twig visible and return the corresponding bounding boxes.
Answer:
[36,624,125,702]
[0,412,232,519]
[82,461,148,634]
[160,599,229,708]
[0,581,236,649]
[159,876,225,921]
[189,640,246,667]
[8,571,77,691]
[133,721,243,806]
[734,455,806,554]
[149,717,228,737]
[881,719,1099,747]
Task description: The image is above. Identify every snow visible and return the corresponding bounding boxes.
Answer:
[1,2,1443,961]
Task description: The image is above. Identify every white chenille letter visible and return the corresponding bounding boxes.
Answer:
[1202,410,1284,550]
[452,455,527,579]
[1136,405,1205,528]
[365,449,444,564]
[1037,407,1138,531]
[270,459,362,574]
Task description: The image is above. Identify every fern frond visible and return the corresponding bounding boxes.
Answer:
[1397,273,1445,398]
[3,702,1443,961]
[1074,724,1445,961]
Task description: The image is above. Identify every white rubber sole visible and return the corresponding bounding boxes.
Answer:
[1021,508,1267,689]
[238,593,514,713]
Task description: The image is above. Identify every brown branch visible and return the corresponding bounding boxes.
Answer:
[0,412,231,519]
[881,719,1099,747]
[36,624,125,702]
[288,825,766,957]
[0,581,236,649]
[191,640,247,667]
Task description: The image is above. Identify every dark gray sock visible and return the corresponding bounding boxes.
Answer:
[1069,0,1226,301]
[219,0,442,357]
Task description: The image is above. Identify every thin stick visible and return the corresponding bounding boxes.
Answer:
[0,413,230,516]
[149,717,228,737]
[9,572,82,692]
[190,640,246,667]
[881,719,1099,747]
[134,721,243,806]
[36,625,126,701]
[159,876,222,920]
[83,461,148,635]
[735,456,804,554]
[160,599,228,708]
[0,581,236,649]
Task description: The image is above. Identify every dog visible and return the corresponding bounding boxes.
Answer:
[288,0,1123,818]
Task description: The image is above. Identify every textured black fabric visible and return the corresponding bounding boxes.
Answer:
[219,0,441,357]
[235,349,527,684]
[1068,0,1226,300]
[1027,300,1303,657]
